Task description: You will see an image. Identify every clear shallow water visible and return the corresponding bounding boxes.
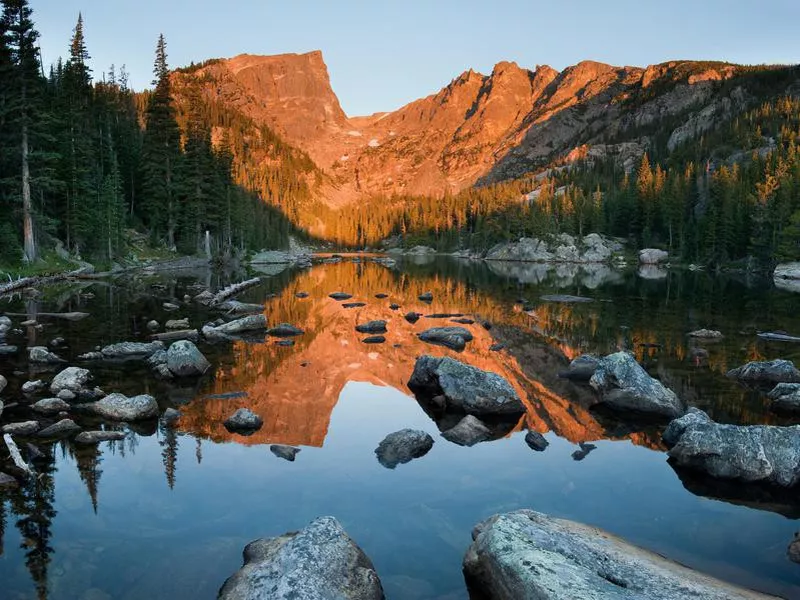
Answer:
[1,258,800,599]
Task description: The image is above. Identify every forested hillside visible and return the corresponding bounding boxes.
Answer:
[0,2,311,267]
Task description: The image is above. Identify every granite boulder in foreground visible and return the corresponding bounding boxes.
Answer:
[218,516,384,600]
[408,355,524,417]
[663,408,800,488]
[463,510,777,599]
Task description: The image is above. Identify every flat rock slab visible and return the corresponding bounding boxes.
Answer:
[75,431,127,444]
[101,340,165,358]
[362,336,386,344]
[2,421,40,436]
[375,429,434,468]
[356,321,387,334]
[81,393,159,421]
[267,323,304,337]
[464,510,775,600]
[417,326,474,351]
[329,292,353,300]
[218,516,384,600]
[37,419,81,439]
[540,294,594,303]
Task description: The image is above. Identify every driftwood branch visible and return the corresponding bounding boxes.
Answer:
[3,433,34,477]
[209,277,262,306]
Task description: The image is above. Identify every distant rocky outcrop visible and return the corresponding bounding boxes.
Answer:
[485,233,622,264]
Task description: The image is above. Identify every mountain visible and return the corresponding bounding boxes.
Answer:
[172,51,798,207]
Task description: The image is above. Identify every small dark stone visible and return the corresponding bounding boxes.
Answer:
[572,442,597,461]
[404,312,421,324]
[451,318,474,324]
[267,323,304,337]
[489,343,505,352]
[375,429,434,469]
[275,339,295,347]
[342,302,366,309]
[295,292,309,298]
[418,292,433,302]
[525,431,549,451]
[481,321,492,330]
[362,336,386,344]
[355,320,387,334]
[375,293,389,299]
[328,292,352,301]
[224,408,263,434]
[389,304,401,310]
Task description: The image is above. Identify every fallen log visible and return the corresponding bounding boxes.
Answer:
[209,277,262,307]
[0,267,93,297]
[3,433,34,477]
[4,311,90,321]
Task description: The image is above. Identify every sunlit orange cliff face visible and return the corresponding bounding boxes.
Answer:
[177,262,665,449]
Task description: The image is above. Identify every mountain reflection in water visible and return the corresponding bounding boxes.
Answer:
[1,258,800,599]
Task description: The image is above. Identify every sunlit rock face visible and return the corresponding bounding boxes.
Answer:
[178,262,673,451]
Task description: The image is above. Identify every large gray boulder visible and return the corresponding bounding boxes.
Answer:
[374,429,434,469]
[664,408,800,488]
[408,356,525,417]
[463,510,775,600]
[559,355,599,381]
[80,393,159,421]
[101,340,165,359]
[166,340,210,377]
[417,326,474,351]
[486,238,554,262]
[726,359,800,384]
[768,383,800,413]
[218,516,384,600]
[50,367,91,395]
[589,352,684,419]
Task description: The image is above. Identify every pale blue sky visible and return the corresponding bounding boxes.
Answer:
[31,0,800,116]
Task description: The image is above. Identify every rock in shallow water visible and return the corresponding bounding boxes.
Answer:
[727,359,800,384]
[767,383,800,413]
[267,323,304,337]
[28,346,66,364]
[2,421,40,435]
[559,354,599,381]
[355,320,387,334]
[37,418,81,439]
[375,429,434,468]
[524,431,548,451]
[75,430,127,444]
[408,355,524,417]
[589,352,684,419]
[100,340,165,359]
[664,408,800,488]
[80,393,159,421]
[362,335,386,344]
[224,408,263,434]
[50,367,91,395]
[166,340,210,377]
[270,444,300,462]
[417,326,474,351]
[32,398,71,414]
[329,292,353,301]
[0,374,6,394]
[463,510,773,600]
[218,516,384,600]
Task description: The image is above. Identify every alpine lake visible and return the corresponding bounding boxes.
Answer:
[1,255,800,600]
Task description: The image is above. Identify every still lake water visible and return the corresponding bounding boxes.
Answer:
[1,256,800,599]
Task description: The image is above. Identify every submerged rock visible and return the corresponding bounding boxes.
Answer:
[442,415,492,446]
[463,510,774,600]
[75,430,127,444]
[81,393,159,421]
[362,336,386,344]
[726,359,800,384]
[375,429,434,469]
[218,516,384,600]
[417,326,474,351]
[100,340,165,359]
[355,320,387,334]
[342,302,366,309]
[524,431,549,451]
[224,408,263,434]
[275,339,295,347]
[37,418,81,439]
[28,346,66,364]
[540,294,593,303]
[418,291,433,302]
[267,323,305,337]
[664,408,800,488]
[768,383,800,413]
[559,354,599,381]
[166,340,211,377]
[408,355,524,417]
[589,352,684,419]
[270,444,301,462]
